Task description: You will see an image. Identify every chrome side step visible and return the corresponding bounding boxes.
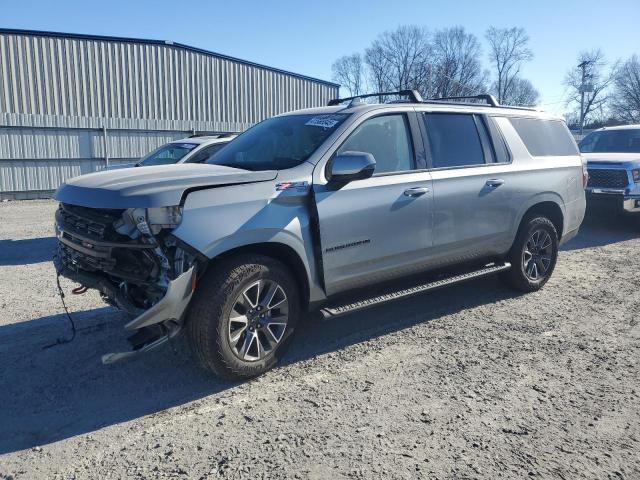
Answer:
[320,262,511,318]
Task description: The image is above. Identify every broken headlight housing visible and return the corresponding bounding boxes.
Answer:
[116,206,183,238]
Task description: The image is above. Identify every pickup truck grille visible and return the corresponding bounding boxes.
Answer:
[587,169,629,189]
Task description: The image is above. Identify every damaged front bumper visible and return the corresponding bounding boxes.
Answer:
[54,202,201,364]
[102,265,196,364]
[55,258,197,363]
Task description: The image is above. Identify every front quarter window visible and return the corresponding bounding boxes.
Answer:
[207,113,349,171]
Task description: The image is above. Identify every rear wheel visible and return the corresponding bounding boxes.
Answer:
[187,255,300,379]
[499,216,559,292]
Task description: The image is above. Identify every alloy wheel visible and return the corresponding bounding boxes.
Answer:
[228,279,289,362]
[522,229,553,281]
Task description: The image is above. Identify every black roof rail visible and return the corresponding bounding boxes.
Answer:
[428,94,500,107]
[327,91,539,111]
[328,89,423,106]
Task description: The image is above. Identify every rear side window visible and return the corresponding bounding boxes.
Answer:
[509,118,578,156]
[423,113,486,168]
[486,117,511,163]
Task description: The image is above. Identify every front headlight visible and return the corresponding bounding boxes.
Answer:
[632,168,640,183]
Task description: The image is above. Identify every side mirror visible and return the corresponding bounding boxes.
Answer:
[328,151,376,183]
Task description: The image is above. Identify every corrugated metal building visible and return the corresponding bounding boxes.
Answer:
[0,28,339,199]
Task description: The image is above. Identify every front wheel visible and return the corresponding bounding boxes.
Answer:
[187,255,300,380]
[499,216,559,292]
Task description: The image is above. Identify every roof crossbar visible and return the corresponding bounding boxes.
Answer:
[328,89,423,106]
[428,94,500,107]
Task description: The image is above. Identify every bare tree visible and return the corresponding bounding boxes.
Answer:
[485,27,533,104]
[610,54,640,123]
[499,77,539,106]
[564,49,615,126]
[363,44,391,96]
[364,25,432,97]
[331,54,364,96]
[432,26,488,98]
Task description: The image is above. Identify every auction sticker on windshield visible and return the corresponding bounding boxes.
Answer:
[305,115,342,129]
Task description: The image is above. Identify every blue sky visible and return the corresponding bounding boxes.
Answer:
[2,0,639,114]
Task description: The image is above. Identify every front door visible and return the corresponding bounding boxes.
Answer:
[314,113,433,296]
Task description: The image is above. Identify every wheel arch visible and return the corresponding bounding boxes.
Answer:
[209,242,311,310]
[515,198,565,243]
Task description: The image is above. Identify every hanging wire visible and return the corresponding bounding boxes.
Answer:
[43,271,77,350]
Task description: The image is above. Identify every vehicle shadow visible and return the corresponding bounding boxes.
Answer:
[0,276,520,454]
[561,211,640,251]
[0,237,57,266]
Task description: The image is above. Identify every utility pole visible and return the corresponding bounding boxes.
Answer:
[578,60,592,136]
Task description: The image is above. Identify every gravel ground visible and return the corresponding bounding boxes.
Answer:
[0,199,639,480]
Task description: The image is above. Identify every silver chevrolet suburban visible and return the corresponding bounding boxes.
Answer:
[54,90,586,379]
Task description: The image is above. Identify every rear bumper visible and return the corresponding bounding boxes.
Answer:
[585,190,640,214]
[559,226,580,246]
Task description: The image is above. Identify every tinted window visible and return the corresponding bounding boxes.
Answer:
[337,114,414,174]
[208,114,348,171]
[579,129,640,153]
[509,118,578,156]
[188,143,227,163]
[424,113,485,168]
[138,143,198,166]
[486,117,511,163]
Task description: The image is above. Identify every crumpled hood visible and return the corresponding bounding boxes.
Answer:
[55,164,277,209]
[583,152,640,168]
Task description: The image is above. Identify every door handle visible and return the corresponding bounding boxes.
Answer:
[403,186,430,197]
[485,179,505,188]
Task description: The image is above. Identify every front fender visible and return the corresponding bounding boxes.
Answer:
[171,181,326,303]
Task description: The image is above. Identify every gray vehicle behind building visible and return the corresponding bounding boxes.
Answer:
[54,90,586,379]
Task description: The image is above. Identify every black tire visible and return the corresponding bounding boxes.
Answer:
[499,215,559,292]
[187,254,300,380]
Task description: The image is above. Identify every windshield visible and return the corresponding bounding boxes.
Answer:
[579,129,640,153]
[206,113,349,171]
[138,142,199,166]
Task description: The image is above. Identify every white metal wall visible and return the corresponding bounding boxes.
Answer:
[0,29,339,198]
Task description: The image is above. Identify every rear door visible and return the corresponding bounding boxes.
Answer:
[314,112,433,295]
[420,112,519,263]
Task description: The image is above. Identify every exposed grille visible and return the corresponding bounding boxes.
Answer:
[57,203,125,241]
[587,169,629,189]
[58,241,116,273]
[56,203,157,283]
